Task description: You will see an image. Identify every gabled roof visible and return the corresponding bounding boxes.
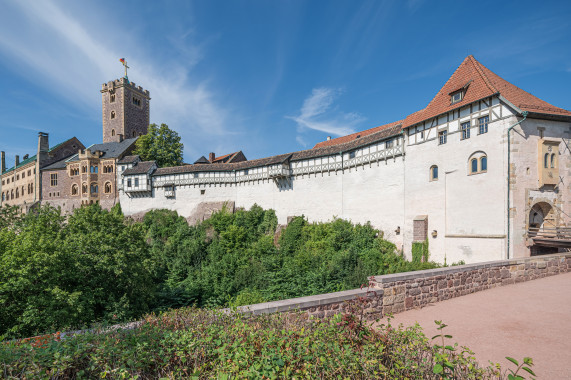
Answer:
[211,151,247,163]
[403,55,571,128]
[194,156,210,164]
[313,120,403,149]
[123,161,157,175]
[67,137,138,162]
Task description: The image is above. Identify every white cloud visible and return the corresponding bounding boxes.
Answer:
[0,0,231,159]
[288,88,365,144]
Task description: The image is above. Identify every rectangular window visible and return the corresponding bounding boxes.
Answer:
[478,116,489,134]
[385,140,393,149]
[134,178,139,187]
[50,173,58,186]
[438,130,447,145]
[349,151,356,159]
[451,91,463,104]
[90,166,98,174]
[461,121,471,140]
[127,179,132,187]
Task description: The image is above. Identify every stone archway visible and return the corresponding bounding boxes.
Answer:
[528,201,560,256]
[528,202,556,229]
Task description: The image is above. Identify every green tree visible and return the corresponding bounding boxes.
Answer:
[134,123,184,167]
[0,204,155,339]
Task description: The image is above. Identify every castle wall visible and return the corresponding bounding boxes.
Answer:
[509,118,571,258]
[119,96,571,265]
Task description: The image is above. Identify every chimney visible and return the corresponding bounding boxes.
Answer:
[37,132,49,167]
[327,136,331,141]
[209,152,215,162]
[15,155,20,167]
[1,151,5,173]
[118,133,124,142]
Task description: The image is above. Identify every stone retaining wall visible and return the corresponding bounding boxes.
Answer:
[238,252,571,320]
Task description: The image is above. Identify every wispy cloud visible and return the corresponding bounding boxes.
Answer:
[287,88,364,144]
[0,0,232,159]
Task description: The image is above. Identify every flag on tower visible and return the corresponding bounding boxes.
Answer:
[120,58,125,64]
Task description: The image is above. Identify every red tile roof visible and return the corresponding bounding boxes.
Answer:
[313,120,403,149]
[314,55,570,148]
[211,152,237,163]
[403,55,571,127]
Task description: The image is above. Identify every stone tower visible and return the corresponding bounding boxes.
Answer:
[101,78,151,143]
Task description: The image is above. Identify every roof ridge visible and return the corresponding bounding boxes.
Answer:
[468,55,498,94]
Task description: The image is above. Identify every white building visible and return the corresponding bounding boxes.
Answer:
[119,56,571,264]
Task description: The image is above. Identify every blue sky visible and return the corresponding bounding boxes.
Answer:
[0,0,570,165]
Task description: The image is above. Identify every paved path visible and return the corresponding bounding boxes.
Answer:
[377,272,571,379]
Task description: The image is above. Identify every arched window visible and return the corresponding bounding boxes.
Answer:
[471,158,478,174]
[71,184,78,195]
[111,111,116,119]
[480,156,487,172]
[468,151,488,175]
[104,182,112,194]
[82,183,88,194]
[132,131,136,137]
[111,129,116,136]
[91,183,98,194]
[550,153,556,169]
[430,165,438,181]
[544,153,549,169]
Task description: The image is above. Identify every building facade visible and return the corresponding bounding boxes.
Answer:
[119,56,571,263]
[40,138,139,213]
[1,133,84,211]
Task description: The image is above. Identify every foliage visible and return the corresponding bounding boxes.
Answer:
[143,208,440,310]
[0,307,510,379]
[0,204,154,339]
[133,123,184,167]
[0,202,440,339]
[412,238,429,264]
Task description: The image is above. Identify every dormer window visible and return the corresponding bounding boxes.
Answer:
[451,91,463,104]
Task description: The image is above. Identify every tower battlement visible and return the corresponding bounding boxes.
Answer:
[101,78,150,98]
[101,77,151,143]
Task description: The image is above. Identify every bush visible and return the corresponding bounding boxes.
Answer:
[0,307,506,379]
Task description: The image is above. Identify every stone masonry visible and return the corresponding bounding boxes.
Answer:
[237,253,571,321]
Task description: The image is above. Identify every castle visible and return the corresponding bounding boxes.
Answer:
[2,55,570,264]
[0,77,150,213]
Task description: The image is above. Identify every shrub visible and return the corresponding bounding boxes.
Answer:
[0,307,507,379]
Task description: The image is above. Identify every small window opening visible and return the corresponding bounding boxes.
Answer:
[461,121,471,140]
[438,130,447,145]
[478,116,489,134]
[451,91,463,104]
[111,111,116,119]
[430,165,438,181]
[471,158,478,174]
